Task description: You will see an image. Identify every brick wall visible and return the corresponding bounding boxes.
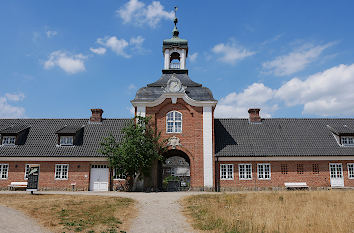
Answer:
[216,160,354,190]
[146,98,205,189]
[0,161,111,191]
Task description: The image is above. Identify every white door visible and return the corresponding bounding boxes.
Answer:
[90,165,109,191]
[329,163,344,187]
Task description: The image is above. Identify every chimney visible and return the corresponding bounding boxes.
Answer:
[90,109,104,122]
[248,108,261,123]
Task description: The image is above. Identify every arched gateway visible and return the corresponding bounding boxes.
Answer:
[131,12,217,190]
[158,149,191,191]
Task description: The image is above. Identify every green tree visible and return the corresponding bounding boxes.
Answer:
[100,116,167,191]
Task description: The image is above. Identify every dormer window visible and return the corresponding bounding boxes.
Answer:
[341,137,354,146]
[56,125,84,146]
[0,125,30,146]
[2,136,16,145]
[60,136,73,146]
[166,111,182,133]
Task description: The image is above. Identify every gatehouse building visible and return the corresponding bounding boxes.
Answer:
[0,15,353,191]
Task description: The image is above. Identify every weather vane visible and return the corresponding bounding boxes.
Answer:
[174,6,178,26]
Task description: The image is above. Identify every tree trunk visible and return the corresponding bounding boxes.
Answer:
[132,172,141,191]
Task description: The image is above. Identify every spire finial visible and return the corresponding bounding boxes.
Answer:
[172,6,179,37]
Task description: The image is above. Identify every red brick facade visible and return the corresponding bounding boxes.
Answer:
[0,161,115,191]
[216,160,354,190]
[145,98,208,189]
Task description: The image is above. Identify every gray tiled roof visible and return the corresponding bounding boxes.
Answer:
[0,119,131,157]
[326,124,354,135]
[0,125,29,134]
[133,72,215,102]
[56,125,83,134]
[215,118,354,157]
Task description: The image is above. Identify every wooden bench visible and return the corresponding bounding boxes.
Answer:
[8,182,28,191]
[284,182,309,190]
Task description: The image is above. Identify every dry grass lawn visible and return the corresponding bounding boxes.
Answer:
[182,190,354,233]
[0,194,135,233]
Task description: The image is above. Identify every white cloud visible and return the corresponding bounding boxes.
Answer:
[117,0,174,28]
[128,106,135,116]
[212,40,255,65]
[262,43,333,76]
[96,35,145,57]
[97,36,130,58]
[90,47,106,55]
[0,93,25,118]
[216,63,354,118]
[215,83,277,118]
[130,36,145,48]
[5,93,25,102]
[44,51,87,74]
[275,63,354,116]
[46,30,58,38]
[189,52,198,62]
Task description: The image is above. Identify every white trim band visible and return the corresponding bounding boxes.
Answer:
[203,106,213,188]
[131,92,217,108]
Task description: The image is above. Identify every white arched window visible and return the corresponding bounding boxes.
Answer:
[166,111,182,133]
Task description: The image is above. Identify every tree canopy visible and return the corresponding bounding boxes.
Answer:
[100,116,167,190]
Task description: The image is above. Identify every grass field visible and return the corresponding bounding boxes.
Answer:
[0,194,135,233]
[182,190,354,233]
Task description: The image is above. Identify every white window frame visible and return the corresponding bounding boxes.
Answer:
[341,136,354,146]
[25,164,40,180]
[112,168,126,180]
[239,164,252,180]
[257,163,271,180]
[0,164,9,179]
[59,136,74,146]
[220,164,234,180]
[348,163,354,179]
[166,111,182,133]
[55,164,69,180]
[2,136,16,145]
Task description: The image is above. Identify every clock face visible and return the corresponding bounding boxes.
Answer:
[170,80,181,92]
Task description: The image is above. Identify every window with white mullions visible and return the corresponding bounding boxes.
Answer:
[239,164,252,180]
[330,164,343,178]
[60,136,73,146]
[220,164,234,180]
[2,136,16,145]
[166,111,182,133]
[0,164,9,179]
[348,164,354,179]
[341,137,354,145]
[113,168,126,180]
[55,164,69,180]
[257,164,271,180]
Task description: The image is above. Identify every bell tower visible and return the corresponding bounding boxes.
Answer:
[163,7,188,70]
[131,8,217,190]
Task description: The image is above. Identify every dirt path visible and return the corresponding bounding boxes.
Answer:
[113,192,196,233]
[0,191,201,233]
[0,205,49,233]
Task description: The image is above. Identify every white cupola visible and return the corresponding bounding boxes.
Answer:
[162,7,188,70]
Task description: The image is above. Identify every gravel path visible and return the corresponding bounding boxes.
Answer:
[113,192,196,233]
[0,205,49,233]
[0,191,202,233]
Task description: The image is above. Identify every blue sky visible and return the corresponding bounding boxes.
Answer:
[1,0,354,119]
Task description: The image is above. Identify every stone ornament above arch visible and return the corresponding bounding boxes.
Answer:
[167,136,181,149]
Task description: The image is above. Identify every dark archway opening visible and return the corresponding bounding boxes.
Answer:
[169,52,181,69]
[158,149,190,191]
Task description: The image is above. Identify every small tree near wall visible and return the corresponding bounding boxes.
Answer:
[100,116,167,191]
